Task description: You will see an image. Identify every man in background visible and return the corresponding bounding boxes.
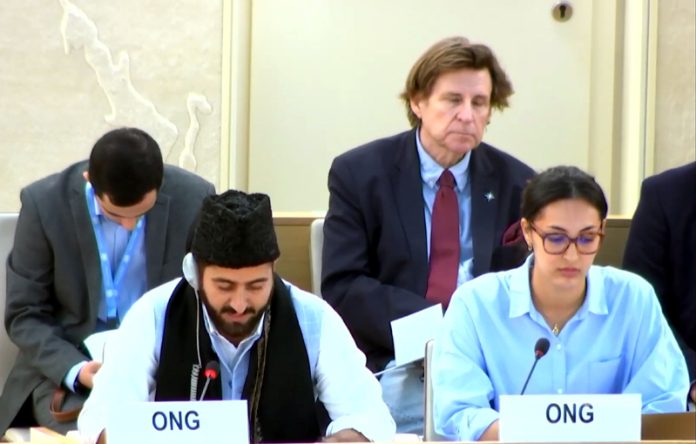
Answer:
[623,161,696,405]
[0,127,215,434]
[321,36,535,432]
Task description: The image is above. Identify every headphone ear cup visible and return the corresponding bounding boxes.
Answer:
[182,253,199,291]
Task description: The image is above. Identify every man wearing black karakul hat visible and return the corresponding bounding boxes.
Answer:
[77,190,396,443]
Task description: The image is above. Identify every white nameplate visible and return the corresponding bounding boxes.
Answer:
[391,304,443,367]
[107,400,249,444]
[499,394,641,442]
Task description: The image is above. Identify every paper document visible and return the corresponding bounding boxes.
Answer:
[390,304,443,367]
[83,329,116,363]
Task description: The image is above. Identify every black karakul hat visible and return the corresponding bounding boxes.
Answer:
[191,190,280,268]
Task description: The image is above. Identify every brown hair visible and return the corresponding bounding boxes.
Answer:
[400,36,514,127]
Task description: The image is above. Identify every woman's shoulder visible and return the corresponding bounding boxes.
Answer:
[589,265,656,306]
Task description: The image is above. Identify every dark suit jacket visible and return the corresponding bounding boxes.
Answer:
[321,129,535,371]
[623,162,696,380]
[0,161,215,432]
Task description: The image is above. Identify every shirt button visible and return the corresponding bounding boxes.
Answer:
[557,389,564,394]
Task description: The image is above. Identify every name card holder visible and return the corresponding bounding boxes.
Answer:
[499,394,641,442]
[107,400,249,444]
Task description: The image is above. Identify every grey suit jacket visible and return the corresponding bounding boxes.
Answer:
[0,161,215,431]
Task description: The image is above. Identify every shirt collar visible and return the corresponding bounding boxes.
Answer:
[92,196,109,220]
[583,265,609,316]
[87,183,104,218]
[415,128,470,192]
[508,255,609,319]
[508,255,534,318]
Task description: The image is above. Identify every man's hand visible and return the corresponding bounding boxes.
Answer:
[78,360,102,389]
[690,382,696,404]
[322,428,368,442]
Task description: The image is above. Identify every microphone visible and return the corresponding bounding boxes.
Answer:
[520,338,550,395]
[198,360,220,401]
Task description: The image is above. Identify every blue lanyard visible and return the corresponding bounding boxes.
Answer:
[84,182,146,321]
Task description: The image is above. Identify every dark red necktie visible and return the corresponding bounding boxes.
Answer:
[426,169,460,307]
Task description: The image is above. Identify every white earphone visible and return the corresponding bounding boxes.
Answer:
[182,252,204,389]
[182,252,200,291]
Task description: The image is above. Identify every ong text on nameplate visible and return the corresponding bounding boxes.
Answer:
[499,394,641,442]
[107,400,249,444]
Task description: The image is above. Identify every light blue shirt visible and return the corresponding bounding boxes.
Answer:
[415,131,474,285]
[64,196,147,390]
[92,196,148,325]
[433,255,690,441]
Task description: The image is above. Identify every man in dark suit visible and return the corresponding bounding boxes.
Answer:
[623,161,696,404]
[322,36,535,432]
[0,127,215,434]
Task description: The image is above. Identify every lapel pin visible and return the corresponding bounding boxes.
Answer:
[484,191,495,202]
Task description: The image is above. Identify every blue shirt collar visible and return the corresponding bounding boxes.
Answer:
[508,255,608,319]
[415,128,470,192]
[584,265,609,316]
[90,187,104,218]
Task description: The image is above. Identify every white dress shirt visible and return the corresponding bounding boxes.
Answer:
[78,278,395,443]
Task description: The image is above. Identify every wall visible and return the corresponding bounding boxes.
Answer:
[653,0,696,172]
[0,1,693,214]
[246,0,621,212]
[0,0,223,211]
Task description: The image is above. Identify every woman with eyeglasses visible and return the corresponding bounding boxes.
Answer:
[432,165,689,442]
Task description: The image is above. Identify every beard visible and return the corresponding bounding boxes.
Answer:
[199,289,269,343]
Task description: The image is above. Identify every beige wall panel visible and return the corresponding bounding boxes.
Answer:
[0,0,223,211]
[248,0,610,212]
[654,0,696,172]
